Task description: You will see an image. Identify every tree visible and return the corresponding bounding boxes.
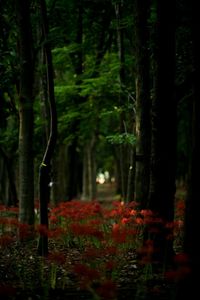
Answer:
[133,0,151,207]
[114,0,135,202]
[176,0,200,298]
[16,0,35,226]
[37,0,57,256]
[148,0,177,265]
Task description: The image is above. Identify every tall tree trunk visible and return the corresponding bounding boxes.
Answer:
[134,0,151,207]
[148,0,177,265]
[65,0,83,201]
[115,0,131,201]
[176,1,200,298]
[37,0,57,256]
[16,0,34,226]
[82,137,97,200]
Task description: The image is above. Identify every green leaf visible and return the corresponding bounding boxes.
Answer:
[106,133,136,145]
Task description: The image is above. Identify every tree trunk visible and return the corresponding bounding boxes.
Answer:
[176,1,200,298]
[134,0,151,207]
[82,137,97,200]
[115,0,131,201]
[37,0,57,256]
[148,0,177,265]
[16,0,34,226]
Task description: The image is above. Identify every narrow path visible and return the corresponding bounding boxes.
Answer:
[96,182,117,204]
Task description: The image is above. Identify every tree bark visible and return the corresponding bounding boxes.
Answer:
[16,0,34,226]
[37,0,57,256]
[134,0,151,207]
[115,0,132,201]
[82,137,97,200]
[176,1,200,298]
[148,0,177,265]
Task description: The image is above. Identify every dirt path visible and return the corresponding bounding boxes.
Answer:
[96,182,117,204]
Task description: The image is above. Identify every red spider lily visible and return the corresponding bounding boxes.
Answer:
[127,201,140,208]
[108,209,119,218]
[7,207,19,214]
[175,200,185,218]
[0,204,6,211]
[137,239,155,264]
[0,218,10,225]
[100,244,118,256]
[143,216,163,226]
[47,251,66,265]
[129,209,137,216]
[165,220,183,240]
[165,265,191,282]
[87,219,103,226]
[48,227,66,239]
[92,201,103,214]
[83,246,103,259]
[112,225,128,244]
[112,223,120,232]
[0,234,15,247]
[105,260,116,272]
[110,201,125,215]
[140,209,154,217]
[36,224,48,236]
[96,279,117,299]
[165,253,191,282]
[18,223,33,240]
[70,223,104,240]
[121,217,130,225]
[147,225,162,234]
[165,221,176,229]
[34,200,40,209]
[50,200,104,222]
[49,215,58,224]
[73,263,101,286]
[174,253,190,264]
[7,217,19,226]
[135,217,144,225]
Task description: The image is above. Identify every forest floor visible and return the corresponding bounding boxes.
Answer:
[0,183,185,300]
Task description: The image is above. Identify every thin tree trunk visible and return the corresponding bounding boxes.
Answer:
[37,0,57,256]
[115,0,130,201]
[82,137,97,200]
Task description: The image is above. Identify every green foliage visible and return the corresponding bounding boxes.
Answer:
[52,45,128,146]
[106,133,136,145]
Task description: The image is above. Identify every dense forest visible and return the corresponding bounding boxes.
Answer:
[0,0,199,299]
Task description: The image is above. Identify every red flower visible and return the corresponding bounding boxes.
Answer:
[49,215,58,224]
[165,265,191,282]
[174,253,189,264]
[105,260,116,271]
[18,223,33,240]
[137,239,155,264]
[0,234,14,248]
[73,263,100,287]
[121,217,130,225]
[47,251,66,265]
[36,224,48,236]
